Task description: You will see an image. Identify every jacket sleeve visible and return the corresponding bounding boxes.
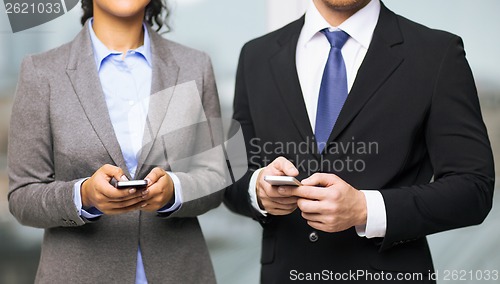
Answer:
[380,36,495,251]
[8,55,86,229]
[223,44,269,222]
[165,53,227,218]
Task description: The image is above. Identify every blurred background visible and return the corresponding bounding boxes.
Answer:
[0,0,498,283]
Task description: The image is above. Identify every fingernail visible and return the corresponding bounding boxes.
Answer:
[142,189,149,195]
[120,175,128,181]
[129,188,136,194]
[141,203,148,208]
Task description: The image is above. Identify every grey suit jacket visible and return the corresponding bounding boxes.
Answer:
[8,21,226,283]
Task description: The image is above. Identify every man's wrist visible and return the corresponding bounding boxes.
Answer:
[256,169,265,210]
[249,168,267,216]
[355,190,368,226]
[357,190,387,238]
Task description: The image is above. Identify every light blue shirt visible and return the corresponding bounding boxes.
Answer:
[72,19,183,284]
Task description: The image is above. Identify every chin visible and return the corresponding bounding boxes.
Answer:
[94,0,150,19]
[320,0,370,11]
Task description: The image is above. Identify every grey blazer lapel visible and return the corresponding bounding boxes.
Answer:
[135,27,180,177]
[65,22,130,177]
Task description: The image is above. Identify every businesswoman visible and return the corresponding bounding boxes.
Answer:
[8,0,225,283]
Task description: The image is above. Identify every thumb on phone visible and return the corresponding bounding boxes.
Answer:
[271,157,299,177]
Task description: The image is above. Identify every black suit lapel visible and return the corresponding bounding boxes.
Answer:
[269,17,319,158]
[325,4,404,149]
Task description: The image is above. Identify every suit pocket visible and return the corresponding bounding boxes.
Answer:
[370,238,433,273]
[260,233,276,264]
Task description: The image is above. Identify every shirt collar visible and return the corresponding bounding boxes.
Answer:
[88,18,152,70]
[299,0,381,49]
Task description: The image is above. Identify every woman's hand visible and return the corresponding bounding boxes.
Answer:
[81,164,146,214]
[140,167,175,212]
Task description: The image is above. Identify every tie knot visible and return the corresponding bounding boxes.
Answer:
[321,29,349,49]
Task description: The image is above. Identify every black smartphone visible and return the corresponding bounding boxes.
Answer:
[115,180,148,190]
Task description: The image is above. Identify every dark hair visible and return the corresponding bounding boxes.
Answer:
[80,0,169,32]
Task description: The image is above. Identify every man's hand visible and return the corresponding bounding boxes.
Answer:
[278,173,367,232]
[81,164,146,215]
[140,167,175,212]
[256,157,299,215]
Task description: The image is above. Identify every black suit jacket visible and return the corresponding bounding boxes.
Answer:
[224,4,494,283]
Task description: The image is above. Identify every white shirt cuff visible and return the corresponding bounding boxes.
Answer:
[248,168,267,216]
[157,172,183,213]
[355,190,387,238]
[73,178,102,219]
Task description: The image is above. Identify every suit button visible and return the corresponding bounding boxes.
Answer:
[309,231,319,243]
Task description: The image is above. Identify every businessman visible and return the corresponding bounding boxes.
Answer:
[224,0,495,283]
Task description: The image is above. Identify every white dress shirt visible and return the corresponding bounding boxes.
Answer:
[249,0,387,239]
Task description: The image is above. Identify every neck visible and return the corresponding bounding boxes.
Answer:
[313,0,370,27]
[92,10,145,53]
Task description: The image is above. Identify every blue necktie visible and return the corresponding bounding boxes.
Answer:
[314,29,350,153]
